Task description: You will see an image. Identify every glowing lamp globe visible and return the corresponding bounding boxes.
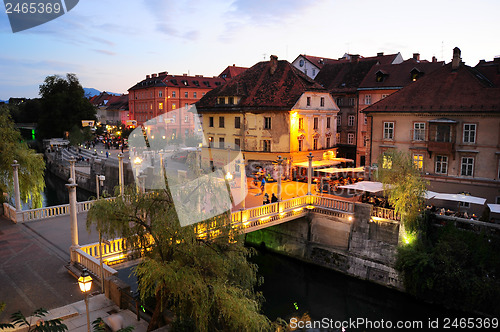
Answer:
[78,269,93,293]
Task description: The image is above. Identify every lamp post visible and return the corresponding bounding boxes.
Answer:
[66,178,79,262]
[133,156,143,193]
[276,155,283,201]
[11,160,21,211]
[118,153,124,196]
[307,152,313,195]
[96,175,105,199]
[78,268,93,332]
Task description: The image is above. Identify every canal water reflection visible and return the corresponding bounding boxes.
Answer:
[41,170,93,208]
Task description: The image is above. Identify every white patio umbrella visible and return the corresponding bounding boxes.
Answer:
[337,181,386,193]
[431,193,486,205]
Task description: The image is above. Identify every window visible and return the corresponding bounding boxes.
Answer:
[228,97,234,105]
[463,124,476,143]
[306,97,311,106]
[413,123,425,141]
[348,133,354,144]
[184,92,188,98]
[326,137,331,148]
[184,115,189,122]
[365,95,372,105]
[461,157,474,176]
[435,155,448,174]
[363,135,367,147]
[336,133,341,144]
[313,117,318,130]
[159,102,163,110]
[383,122,394,140]
[218,97,225,105]
[219,137,225,149]
[219,116,225,128]
[172,91,176,98]
[413,154,424,170]
[348,98,355,106]
[336,98,343,106]
[298,118,304,130]
[185,129,189,136]
[326,117,331,129]
[337,116,341,126]
[313,138,318,150]
[264,117,271,130]
[234,116,241,129]
[193,92,197,98]
[209,116,214,127]
[208,136,214,148]
[312,69,316,76]
[185,103,189,109]
[202,92,206,96]
[172,103,176,109]
[298,139,303,151]
[172,114,176,123]
[364,115,367,125]
[234,138,241,149]
[348,115,355,126]
[320,97,325,107]
[159,91,163,97]
[263,140,271,152]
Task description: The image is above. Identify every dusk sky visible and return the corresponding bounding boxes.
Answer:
[0,0,498,100]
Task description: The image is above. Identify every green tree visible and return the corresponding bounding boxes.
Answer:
[0,106,45,208]
[38,74,96,139]
[86,188,271,332]
[0,308,67,331]
[376,150,428,231]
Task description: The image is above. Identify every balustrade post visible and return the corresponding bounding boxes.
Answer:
[307,152,313,196]
[66,178,80,262]
[12,160,22,211]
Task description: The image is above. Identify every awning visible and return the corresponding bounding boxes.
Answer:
[424,191,439,199]
[430,193,486,205]
[293,160,341,168]
[487,204,500,214]
[337,181,386,193]
[317,167,365,174]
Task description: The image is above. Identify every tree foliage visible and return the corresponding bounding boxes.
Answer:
[376,149,428,230]
[0,308,67,331]
[0,106,45,208]
[37,74,96,139]
[86,188,271,331]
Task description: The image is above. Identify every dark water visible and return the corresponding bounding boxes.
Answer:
[40,170,93,207]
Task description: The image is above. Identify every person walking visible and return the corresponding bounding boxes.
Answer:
[260,176,266,193]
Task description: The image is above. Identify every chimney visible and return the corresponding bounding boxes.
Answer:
[377,52,384,57]
[432,56,437,63]
[413,53,420,61]
[350,54,360,63]
[452,47,462,70]
[152,73,157,78]
[146,75,150,79]
[270,55,278,75]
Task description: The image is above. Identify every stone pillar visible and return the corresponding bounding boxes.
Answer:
[66,178,79,262]
[12,160,22,211]
[69,157,76,181]
[239,159,246,210]
[277,156,283,201]
[117,153,124,196]
[307,152,313,195]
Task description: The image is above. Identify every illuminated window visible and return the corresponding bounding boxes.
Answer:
[172,103,176,110]
[313,138,318,150]
[159,103,163,110]
[413,154,424,170]
[263,140,271,152]
[298,118,304,130]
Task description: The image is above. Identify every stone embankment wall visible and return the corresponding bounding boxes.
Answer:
[245,203,404,290]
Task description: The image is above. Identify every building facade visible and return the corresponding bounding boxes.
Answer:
[364,48,500,204]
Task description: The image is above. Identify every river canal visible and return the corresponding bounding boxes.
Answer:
[43,170,472,331]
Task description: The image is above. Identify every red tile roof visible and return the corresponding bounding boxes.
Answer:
[128,73,226,91]
[89,92,116,107]
[363,63,500,113]
[106,94,129,111]
[475,58,500,87]
[299,54,338,69]
[358,59,444,89]
[196,58,326,111]
[219,65,248,79]
[314,60,380,93]
[296,53,401,70]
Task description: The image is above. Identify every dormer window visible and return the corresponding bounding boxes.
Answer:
[228,97,234,105]
[218,97,225,105]
[375,70,387,82]
[410,68,423,81]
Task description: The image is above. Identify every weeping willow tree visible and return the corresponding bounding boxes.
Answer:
[0,106,45,208]
[376,149,428,232]
[87,186,272,332]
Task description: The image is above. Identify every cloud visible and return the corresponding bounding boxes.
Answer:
[93,49,116,56]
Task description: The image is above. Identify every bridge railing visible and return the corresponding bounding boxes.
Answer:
[371,206,400,221]
[73,248,118,281]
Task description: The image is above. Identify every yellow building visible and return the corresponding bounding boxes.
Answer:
[196,56,339,171]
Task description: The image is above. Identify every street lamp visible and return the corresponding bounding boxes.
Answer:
[78,268,93,332]
[96,174,105,199]
[133,156,143,193]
